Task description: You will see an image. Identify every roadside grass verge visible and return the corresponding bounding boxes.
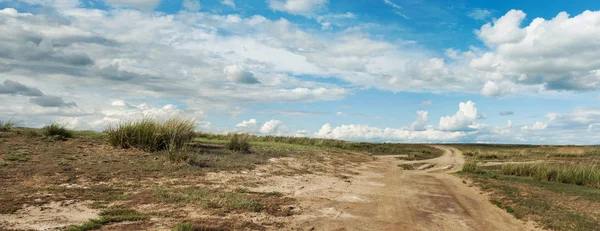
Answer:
[41,122,73,140]
[106,117,195,152]
[465,172,600,231]
[456,144,600,161]
[501,163,600,187]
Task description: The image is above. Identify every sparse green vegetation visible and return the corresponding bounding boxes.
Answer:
[172,222,195,231]
[66,208,149,231]
[226,134,251,153]
[0,119,18,132]
[41,122,73,140]
[106,117,195,152]
[152,187,263,212]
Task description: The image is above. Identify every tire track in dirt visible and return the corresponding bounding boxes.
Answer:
[284,145,540,231]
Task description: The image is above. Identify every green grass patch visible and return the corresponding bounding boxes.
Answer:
[152,187,263,212]
[66,208,149,231]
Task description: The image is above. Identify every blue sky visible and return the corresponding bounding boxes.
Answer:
[1,0,600,144]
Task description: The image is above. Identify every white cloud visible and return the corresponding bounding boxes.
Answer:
[420,100,432,106]
[481,81,509,97]
[268,0,328,16]
[507,120,513,128]
[438,101,478,131]
[235,118,258,132]
[476,9,526,47]
[260,119,282,134]
[468,8,492,21]
[409,110,428,131]
[223,65,260,84]
[183,0,201,11]
[521,121,548,131]
[105,0,162,10]
[472,10,600,91]
[220,0,235,8]
[314,123,466,142]
[546,113,562,122]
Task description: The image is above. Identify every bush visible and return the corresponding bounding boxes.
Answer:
[106,117,195,152]
[226,134,251,153]
[41,122,73,140]
[0,119,18,132]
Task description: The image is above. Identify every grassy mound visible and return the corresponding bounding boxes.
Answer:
[42,122,73,140]
[106,118,195,152]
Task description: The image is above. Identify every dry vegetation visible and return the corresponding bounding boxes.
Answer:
[457,144,600,231]
[0,118,437,230]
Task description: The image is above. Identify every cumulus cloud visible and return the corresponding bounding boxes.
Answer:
[521,121,548,131]
[223,65,260,84]
[472,10,600,91]
[268,0,328,16]
[105,0,162,10]
[438,101,478,131]
[409,111,428,131]
[235,118,259,132]
[314,123,466,142]
[481,81,512,97]
[260,119,282,134]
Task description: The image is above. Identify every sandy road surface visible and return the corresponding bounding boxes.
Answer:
[286,145,538,231]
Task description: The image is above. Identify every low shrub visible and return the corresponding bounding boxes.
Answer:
[41,122,73,140]
[106,117,195,152]
[226,134,251,153]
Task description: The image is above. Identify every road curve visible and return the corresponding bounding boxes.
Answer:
[291,145,538,231]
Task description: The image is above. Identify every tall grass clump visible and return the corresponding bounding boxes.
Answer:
[0,119,18,132]
[501,163,600,187]
[42,122,73,140]
[462,160,485,174]
[106,117,195,152]
[226,133,251,153]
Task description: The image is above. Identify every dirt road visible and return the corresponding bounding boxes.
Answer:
[282,145,538,231]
